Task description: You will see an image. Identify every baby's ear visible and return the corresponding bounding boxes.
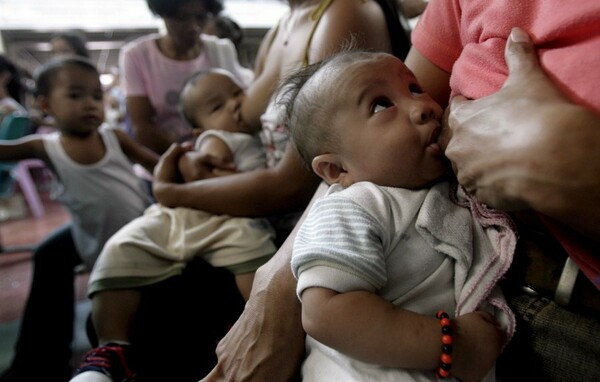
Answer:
[312,154,347,185]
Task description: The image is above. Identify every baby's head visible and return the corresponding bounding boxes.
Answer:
[50,31,90,58]
[179,68,252,136]
[34,55,104,136]
[0,54,24,104]
[278,51,448,189]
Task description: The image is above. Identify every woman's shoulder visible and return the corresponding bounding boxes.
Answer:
[310,0,396,60]
[324,0,390,22]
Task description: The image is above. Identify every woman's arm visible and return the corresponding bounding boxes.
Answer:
[404,48,451,109]
[113,128,159,174]
[311,0,394,63]
[153,143,321,217]
[444,28,600,240]
[201,182,328,382]
[126,96,178,155]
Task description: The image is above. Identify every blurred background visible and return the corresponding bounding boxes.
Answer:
[0,0,287,78]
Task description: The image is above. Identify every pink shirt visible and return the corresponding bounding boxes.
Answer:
[120,34,211,143]
[412,0,600,113]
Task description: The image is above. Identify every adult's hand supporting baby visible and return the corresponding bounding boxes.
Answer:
[152,142,192,205]
[153,142,192,184]
[200,201,309,382]
[442,27,600,239]
[153,142,237,206]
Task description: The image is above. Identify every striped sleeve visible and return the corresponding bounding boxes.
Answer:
[291,194,388,297]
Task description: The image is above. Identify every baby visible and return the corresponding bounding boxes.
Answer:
[279,51,516,381]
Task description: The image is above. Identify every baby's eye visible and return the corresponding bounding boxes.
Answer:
[371,97,393,114]
[211,103,223,112]
[409,83,423,95]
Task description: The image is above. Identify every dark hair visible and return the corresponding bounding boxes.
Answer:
[51,31,90,58]
[204,15,243,50]
[278,50,379,169]
[376,0,411,60]
[0,54,25,104]
[146,0,223,18]
[34,55,99,97]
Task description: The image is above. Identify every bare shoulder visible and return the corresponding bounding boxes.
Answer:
[310,0,393,62]
[326,0,388,22]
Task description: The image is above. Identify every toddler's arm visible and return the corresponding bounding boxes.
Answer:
[0,135,46,162]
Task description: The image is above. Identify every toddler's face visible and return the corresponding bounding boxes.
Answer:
[182,71,252,135]
[44,65,104,136]
[321,53,448,189]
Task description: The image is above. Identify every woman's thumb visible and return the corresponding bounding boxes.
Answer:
[503,27,539,83]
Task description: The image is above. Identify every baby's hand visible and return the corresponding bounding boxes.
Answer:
[178,151,205,182]
[451,311,506,382]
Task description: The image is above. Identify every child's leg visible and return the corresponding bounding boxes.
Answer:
[234,272,255,301]
[91,289,141,344]
[70,289,141,381]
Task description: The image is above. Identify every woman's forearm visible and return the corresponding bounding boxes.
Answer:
[154,146,322,217]
[154,166,318,216]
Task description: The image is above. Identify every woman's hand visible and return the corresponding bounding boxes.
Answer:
[442,27,600,238]
[153,142,192,184]
[199,219,308,382]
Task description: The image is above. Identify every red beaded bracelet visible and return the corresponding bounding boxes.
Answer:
[435,310,453,379]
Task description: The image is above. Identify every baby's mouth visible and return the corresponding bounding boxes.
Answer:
[428,123,442,146]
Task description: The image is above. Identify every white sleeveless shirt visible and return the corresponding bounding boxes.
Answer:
[43,127,152,267]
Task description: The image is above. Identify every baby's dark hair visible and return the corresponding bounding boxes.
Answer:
[178,68,243,130]
[34,55,99,97]
[51,31,90,58]
[146,0,223,18]
[207,15,243,50]
[0,54,25,104]
[277,49,368,169]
